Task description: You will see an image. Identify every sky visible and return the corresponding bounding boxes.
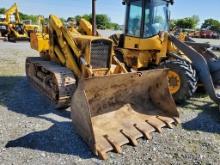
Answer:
[1,0,220,25]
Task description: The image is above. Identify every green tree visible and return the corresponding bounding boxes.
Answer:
[0,8,6,14]
[201,19,220,32]
[175,15,200,29]
[110,23,121,30]
[96,14,111,29]
[191,15,200,26]
[19,12,38,23]
[169,19,177,30]
[74,14,120,30]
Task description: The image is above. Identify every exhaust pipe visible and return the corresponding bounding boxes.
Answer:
[92,0,97,36]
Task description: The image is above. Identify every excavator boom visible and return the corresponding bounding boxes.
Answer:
[5,3,20,24]
[0,3,21,37]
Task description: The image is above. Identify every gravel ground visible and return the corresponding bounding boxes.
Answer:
[98,30,122,38]
[192,38,220,46]
[0,41,220,165]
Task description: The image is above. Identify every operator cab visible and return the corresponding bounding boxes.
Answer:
[0,14,6,22]
[123,0,173,38]
[14,23,25,34]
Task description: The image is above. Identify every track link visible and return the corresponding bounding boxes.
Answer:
[26,57,76,109]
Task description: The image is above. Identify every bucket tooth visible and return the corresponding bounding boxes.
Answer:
[157,116,175,129]
[96,136,113,160]
[97,150,108,160]
[93,126,129,153]
[120,129,140,146]
[104,135,123,153]
[173,117,181,124]
[71,69,180,160]
[133,123,155,140]
[146,118,166,133]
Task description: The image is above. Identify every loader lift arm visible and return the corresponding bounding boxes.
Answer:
[170,35,220,106]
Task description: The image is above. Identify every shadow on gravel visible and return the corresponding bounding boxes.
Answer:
[182,94,220,134]
[1,76,95,159]
[0,76,70,119]
[0,76,24,105]
[5,121,94,159]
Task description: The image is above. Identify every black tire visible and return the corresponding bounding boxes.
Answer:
[160,59,198,104]
[8,34,16,43]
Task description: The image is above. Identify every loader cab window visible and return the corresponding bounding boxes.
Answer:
[144,0,169,38]
[127,0,142,37]
[14,24,25,34]
[125,0,169,38]
[0,14,6,22]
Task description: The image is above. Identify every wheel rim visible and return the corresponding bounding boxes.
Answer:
[167,70,181,94]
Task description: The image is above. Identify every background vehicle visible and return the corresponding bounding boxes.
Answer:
[200,29,214,38]
[110,0,220,108]
[23,19,40,36]
[0,3,40,42]
[0,14,8,37]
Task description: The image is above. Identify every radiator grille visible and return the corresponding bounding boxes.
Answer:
[91,40,111,68]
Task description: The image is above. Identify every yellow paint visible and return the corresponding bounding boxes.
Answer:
[30,32,49,52]
[24,24,40,32]
[167,70,181,94]
[30,15,126,80]
[120,32,189,69]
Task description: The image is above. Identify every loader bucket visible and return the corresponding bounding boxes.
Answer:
[71,69,179,160]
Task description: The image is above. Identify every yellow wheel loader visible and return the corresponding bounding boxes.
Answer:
[110,0,220,108]
[23,20,39,36]
[26,5,179,159]
[23,16,44,37]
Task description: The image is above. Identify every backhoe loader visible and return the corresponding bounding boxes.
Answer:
[110,0,220,108]
[0,3,39,42]
[3,3,29,42]
[26,1,179,159]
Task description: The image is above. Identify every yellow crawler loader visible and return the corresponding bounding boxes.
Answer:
[110,0,220,108]
[26,4,179,159]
